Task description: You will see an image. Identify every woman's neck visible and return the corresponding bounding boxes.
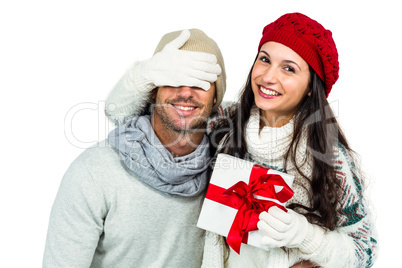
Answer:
[259,110,294,129]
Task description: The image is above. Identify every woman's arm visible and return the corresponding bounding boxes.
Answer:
[290,261,319,268]
[295,145,378,267]
[257,144,377,268]
[105,30,221,125]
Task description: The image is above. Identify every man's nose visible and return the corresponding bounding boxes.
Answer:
[176,86,194,97]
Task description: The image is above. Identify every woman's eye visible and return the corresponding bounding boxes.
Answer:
[260,56,270,63]
[284,66,295,73]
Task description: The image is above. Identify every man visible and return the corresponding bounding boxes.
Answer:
[43,29,226,267]
[98,28,331,268]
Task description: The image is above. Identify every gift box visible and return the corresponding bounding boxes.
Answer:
[197,153,294,254]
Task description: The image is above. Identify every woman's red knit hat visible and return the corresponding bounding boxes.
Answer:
[258,13,339,97]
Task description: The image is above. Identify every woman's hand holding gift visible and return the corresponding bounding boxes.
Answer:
[257,206,325,254]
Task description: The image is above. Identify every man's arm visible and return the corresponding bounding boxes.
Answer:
[43,156,106,267]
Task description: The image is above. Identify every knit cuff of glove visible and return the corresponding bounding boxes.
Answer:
[299,223,325,254]
[130,61,157,93]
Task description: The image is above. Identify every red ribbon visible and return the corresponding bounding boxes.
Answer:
[205,164,294,254]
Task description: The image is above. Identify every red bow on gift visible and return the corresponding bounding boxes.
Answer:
[205,164,294,254]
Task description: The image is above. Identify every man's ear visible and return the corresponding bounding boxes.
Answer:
[151,88,157,100]
[213,83,217,104]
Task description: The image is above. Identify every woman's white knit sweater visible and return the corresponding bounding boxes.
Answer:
[201,105,377,268]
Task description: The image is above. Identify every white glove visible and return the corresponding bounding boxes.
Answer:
[132,29,222,92]
[257,206,325,253]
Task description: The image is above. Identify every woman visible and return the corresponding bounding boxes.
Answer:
[201,13,377,268]
[106,13,377,268]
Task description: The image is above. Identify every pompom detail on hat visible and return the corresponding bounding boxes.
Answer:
[258,13,339,97]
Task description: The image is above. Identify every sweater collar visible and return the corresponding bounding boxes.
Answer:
[245,106,294,167]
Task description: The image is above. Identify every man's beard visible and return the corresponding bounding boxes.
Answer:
[153,97,212,133]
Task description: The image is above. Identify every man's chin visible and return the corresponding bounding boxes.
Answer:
[170,123,204,133]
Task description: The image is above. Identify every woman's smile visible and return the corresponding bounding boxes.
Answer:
[258,86,281,98]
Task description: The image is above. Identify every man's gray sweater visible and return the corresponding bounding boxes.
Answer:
[43,142,205,267]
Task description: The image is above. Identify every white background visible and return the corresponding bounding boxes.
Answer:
[1,0,399,267]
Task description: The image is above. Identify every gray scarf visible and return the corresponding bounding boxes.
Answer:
[108,115,210,196]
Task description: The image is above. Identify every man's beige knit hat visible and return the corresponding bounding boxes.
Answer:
[154,29,226,111]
